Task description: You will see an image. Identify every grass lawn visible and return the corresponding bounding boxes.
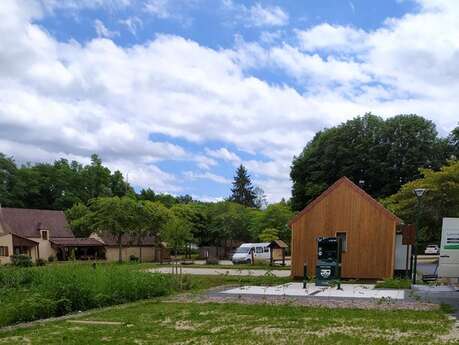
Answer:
[0,300,455,345]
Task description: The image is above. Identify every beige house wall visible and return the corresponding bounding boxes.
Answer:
[31,238,57,261]
[0,234,13,265]
[105,246,156,262]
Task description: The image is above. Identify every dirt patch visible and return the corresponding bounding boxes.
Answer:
[170,292,438,311]
[67,320,124,325]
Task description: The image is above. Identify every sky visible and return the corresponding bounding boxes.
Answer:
[1,0,459,203]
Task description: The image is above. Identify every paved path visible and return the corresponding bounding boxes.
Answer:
[148,267,291,277]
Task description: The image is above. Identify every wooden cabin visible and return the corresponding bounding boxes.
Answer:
[289,177,401,279]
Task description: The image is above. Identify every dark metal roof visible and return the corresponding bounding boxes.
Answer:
[50,238,104,247]
[0,207,74,238]
[95,233,157,246]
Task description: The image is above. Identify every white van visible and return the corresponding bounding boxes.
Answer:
[232,243,271,264]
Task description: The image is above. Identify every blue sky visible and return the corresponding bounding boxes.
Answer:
[1,0,458,202]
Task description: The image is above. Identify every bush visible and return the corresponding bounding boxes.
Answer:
[35,259,46,267]
[10,255,33,267]
[375,278,411,289]
[0,264,176,326]
[48,256,55,263]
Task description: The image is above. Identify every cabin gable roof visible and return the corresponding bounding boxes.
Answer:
[289,177,401,227]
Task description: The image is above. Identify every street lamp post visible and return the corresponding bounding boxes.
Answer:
[412,188,427,285]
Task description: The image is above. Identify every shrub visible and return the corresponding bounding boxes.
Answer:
[375,278,411,289]
[0,264,176,326]
[10,255,32,267]
[129,255,139,262]
[48,256,55,263]
[35,259,46,267]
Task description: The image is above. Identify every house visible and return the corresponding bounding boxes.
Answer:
[0,207,104,264]
[0,206,167,264]
[289,177,403,280]
[90,232,169,262]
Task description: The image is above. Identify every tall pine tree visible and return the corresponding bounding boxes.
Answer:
[229,165,256,207]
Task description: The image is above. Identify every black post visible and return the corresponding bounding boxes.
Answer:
[412,196,422,285]
[337,237,342,290]
[303,262,308,289]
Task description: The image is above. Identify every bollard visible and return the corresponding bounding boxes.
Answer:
[303,263,308,289]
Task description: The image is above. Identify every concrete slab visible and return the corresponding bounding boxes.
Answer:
[148,267,290,277]
[221,283,405,300]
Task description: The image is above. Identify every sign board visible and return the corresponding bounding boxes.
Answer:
[402,224,416,245]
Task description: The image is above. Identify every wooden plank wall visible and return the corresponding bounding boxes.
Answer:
[291,182,396,279]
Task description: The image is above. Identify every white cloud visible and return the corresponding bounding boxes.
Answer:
[118,16,142,35]
[183,171,231,184]
[205,148,241,164]
[248,3,289,27]
[94,19,119,38]
[144,0,170,18]
[1,0,459,202]
[296,23,367,52]
[223,1,289,27]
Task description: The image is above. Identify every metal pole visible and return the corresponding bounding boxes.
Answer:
[412,196,421,285]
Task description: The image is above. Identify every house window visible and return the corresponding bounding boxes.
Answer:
[41,230,48,240]
[337,232,347,252]
[0,246,9,257]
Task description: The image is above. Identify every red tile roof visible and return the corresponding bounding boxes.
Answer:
[0,207,74,238]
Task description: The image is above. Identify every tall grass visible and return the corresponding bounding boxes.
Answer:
[0,264,176,326]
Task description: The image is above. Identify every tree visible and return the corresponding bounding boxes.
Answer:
[162,215,192,274]
[65,203,91,237]
[87,196,138,263]
[253,186,268,209]
[0,153,17,207]
[170,204,208,247]
[382,160,459,247]
[291,114,450,211]
[449,125,459,158]
[229,165,256,208]
[207,201,254,246]
[134,201,171,262]
[250,201,294,243]
[259,228,279,242]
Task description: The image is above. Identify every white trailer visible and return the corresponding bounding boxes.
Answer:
[438,218,459,279]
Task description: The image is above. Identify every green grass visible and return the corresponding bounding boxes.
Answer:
[0,301,454,345]
[0,262,292,327]
[0,263,176,327]
[375,278,412,289]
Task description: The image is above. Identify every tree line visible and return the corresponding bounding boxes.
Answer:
[291,113,459,211]
[0,152,292,248]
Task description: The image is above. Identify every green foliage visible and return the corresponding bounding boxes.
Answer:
[162,216,193,255]
[35,259,46,267]
[0,154,134,210]
[0,264,176,326]
[229,165,257,208]
[250,200,293,243]
[10,254,33,267]
[171,203,208,246]
[258,228,279,242]
[65,202,91,237]
[207,201,255,245]
[375,278,411,289]
[291,114,452,211]
[382,160,459,246]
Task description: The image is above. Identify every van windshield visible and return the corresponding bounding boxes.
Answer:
[235,247,250,253]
